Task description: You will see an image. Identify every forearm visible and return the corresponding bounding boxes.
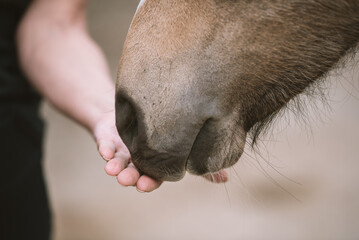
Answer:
[17,0,114,131]
[15,0,163,192]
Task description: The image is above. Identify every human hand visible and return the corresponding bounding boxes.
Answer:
[93,111,162,192]
[93,112,228,191]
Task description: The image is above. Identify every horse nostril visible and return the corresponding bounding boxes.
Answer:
[115,93,138,150]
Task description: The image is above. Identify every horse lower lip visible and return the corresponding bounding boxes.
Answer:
[202,170,228,183]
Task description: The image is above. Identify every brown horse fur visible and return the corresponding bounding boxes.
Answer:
[116,0,359,181]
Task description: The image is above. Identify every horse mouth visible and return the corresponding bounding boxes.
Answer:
[116,92,244,181]
[129,119,245,182]
[185,119,220,175]
[185,119,245,176]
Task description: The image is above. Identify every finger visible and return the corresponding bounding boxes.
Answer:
[98,139,116,160]
[104,150,131,176]
[203,170,228,183]
[136,175,163,193]
[117,163,140,186]
[113,137,129,152]
[104,159,125,177]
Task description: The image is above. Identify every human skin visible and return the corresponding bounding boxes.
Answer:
[16,0,166,192]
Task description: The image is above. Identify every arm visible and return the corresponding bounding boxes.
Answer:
[17,0,161,192]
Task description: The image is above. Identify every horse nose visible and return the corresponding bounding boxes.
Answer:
[116,92,186,181]
[115,93,139,150]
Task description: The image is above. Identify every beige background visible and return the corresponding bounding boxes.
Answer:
[42,1,359,239]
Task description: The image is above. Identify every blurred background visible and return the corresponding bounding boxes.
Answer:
[42,0,359,239]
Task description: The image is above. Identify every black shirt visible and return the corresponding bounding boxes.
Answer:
[0,0,39,102]
[0,0,44,190]
[0,3,52,239]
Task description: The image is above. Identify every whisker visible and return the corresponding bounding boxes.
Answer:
[231,165,262,205]
[222,178,232,207]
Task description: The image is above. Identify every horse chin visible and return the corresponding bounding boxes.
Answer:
[186,146,244,176]
[183,118,247,176]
